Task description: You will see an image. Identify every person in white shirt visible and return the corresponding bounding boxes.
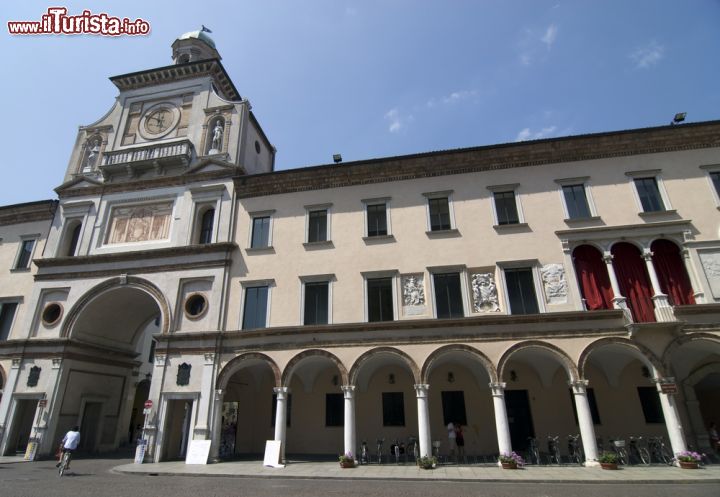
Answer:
[446,422,456,462]
[56,426,81,469]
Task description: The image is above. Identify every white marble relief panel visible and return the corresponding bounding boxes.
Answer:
[471,273,500,312]
[402,274,426,316]
[699,250,720,298]
[541,263,568,305]
[107,202,173,244]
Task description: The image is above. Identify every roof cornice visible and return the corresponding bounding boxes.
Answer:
[109,59,241,101]
[236,120,720,198]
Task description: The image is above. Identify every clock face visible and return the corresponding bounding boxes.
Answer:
[144,108,173,134]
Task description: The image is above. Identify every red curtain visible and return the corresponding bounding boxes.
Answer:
[611,243,656,322]
[572,245,614,310]
[650,239,695,306]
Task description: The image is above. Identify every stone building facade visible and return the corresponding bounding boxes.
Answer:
[0,32,719,466]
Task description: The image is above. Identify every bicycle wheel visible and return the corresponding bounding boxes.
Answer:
[58,454,67,477]
[638,447,649,465]
[660,445,673,464]
[618,448,628,466]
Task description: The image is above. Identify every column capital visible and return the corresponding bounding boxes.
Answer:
[51,358,63,369]
[341,385,355,398]
[489,382,506,396]
[652,376,675,385]
[214,388,224,399]
[642,249,654,261]
[204,352,216,365]
[273,386,290,399]
[154,354,167,367]
[414,384,430,398]
[569,379,589,393]
[602,253,614,263]
[11,358,21,368]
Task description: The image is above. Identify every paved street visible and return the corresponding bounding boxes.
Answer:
[1,456,719,497]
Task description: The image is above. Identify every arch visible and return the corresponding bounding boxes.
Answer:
[217,352,281,390]
[607,239,645,253]
[281,349,349,387]
[579,337,666,379]
[421,344,498,384]
[0,363,5,390]
[572,244,614,311]
[198,207,215,244]
[497,340,579,383]
[661,332,720,371]
[61,276,171,338]
[650,238,695,306]
[348,347,421,386]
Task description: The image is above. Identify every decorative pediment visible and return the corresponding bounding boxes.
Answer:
[55,176,104,194]
[185,157,241,175]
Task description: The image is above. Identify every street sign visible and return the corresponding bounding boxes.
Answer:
[144,400,153,408]
[38,399,47,408]
[660,383,678,394]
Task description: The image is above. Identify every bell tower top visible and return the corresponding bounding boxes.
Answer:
[172,26,220,64]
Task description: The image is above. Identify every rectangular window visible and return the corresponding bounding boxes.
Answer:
[367,277,394,322]
[428,197,451,231]
[325,393,343,427]
[304,282,329,325]
[382,392,405,426]
[504,268,539,315]
[433,272,464,319]
[562,184,591,219]
[0,302,18,341]
[441,391,467,426]
[308,209,328,242]
[710,171,720,197]
[637,386,664,424]
[366,204,388,237]
[494,191,519,225]
[634,177,665,212]
[271,393,292,427]
[242,286,269,329]
[15,240,35,270]
[569,388,601,425]
[251,216,271,248]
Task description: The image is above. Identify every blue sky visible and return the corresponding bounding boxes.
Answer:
[1,1,718,205]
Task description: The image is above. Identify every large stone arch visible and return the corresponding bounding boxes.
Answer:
[217,352,281,389]
[421,344,498,384]
[348,346,421,386]
[661,332,720,371]
[281,349,349,388]
[497,340,579,383]
[61,276,171,339]
[579,337,666,379]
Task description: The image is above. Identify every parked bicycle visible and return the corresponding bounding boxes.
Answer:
[610,438,628,466]
[376,438,385,464]
[628,436,649,465]
[547,435,561,464]
[526,437,540,465]
[647,436,673,465]
[567,434,583,464]
[360,440,369,465]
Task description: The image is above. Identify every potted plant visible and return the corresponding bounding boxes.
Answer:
[338,452,355,468]
[675,451,703,469]
[498,452,524,469]
[598,452,619,470]
[418,455,437,469]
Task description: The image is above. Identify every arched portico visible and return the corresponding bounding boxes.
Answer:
[212,353,281,460]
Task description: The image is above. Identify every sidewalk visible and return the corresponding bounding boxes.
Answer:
[113,459,720,483]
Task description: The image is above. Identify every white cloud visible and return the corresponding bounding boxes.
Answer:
[515,125,558,142]
[428,89,478,107]
[384,108,412,133]
[630,41,664,69]
[541,24,558,49]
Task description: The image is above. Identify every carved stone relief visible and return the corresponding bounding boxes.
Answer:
[107,202,172,244]
[471,272,500,312]
[27,365,41,387]
[177,363,191,386]
[699,250,720,298]
[402,274,426,316]
[540,263,568,304]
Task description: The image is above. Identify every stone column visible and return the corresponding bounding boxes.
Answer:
[193,353,217,440]
[414,384,431,458]
[342,386,356,458]
[680,248,705,304]
[569,380,599,466]
[0,359,22,455]
[273,387,290,463]
[489,382,512,457]
[145,353,167,462]
[603,253,630,318]
[642,250,674,322]
[209,389,224,462]
[654,377,687,458]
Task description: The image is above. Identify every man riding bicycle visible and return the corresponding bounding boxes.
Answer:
[56,426,81,470]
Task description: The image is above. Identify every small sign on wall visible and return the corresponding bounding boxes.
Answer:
[660,383,678,395]
[185,440,211,465]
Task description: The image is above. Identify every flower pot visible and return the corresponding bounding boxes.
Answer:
[679,461,699,469]
[600,462,618,470]
[501,461,518,469]
[340,461,355,468]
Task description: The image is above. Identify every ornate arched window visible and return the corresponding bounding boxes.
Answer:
[611,242,655,322]
[650,239,695,306]
[572,245,613,311]
[198,208,215,244]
